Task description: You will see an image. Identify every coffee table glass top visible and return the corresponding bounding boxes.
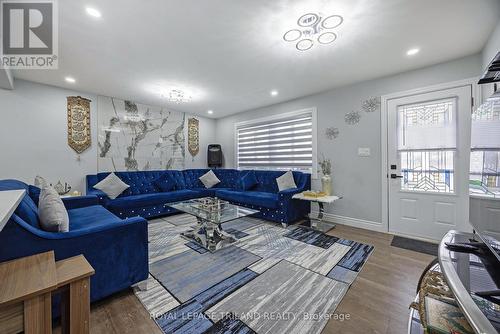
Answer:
[167,197,259,224]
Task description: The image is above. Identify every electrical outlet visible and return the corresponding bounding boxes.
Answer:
[358,147,371,157]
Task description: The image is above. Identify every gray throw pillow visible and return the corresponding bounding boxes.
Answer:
[276,170,297,192]
[199,170,221,188]
[38,186,69,232]
[94,172,130,199]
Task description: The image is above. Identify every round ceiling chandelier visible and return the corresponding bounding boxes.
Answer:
[165,89,192,104]
[283,13,343,51]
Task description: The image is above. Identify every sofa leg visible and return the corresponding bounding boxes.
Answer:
[281,223,287,229]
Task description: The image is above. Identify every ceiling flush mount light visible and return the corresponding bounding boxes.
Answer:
[207,110,214,114]
[406,48,420,56]
[283,12,343,51]
[165,89,192,104]
[85,7,101,18]
[270,90,278,96]
[65,76,76,83]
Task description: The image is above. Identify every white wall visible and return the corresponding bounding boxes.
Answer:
[215,54,483,224]
[0,79,216,193]
[482,20,500,69]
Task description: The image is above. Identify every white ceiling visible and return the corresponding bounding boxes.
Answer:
[13,0,500,118]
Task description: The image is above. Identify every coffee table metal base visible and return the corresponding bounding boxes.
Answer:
[180,217,238,252]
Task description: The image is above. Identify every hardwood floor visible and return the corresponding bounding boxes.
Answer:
[60,224,434,334]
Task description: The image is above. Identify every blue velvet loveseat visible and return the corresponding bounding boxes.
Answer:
[0,179,149,308]
[86,169,311,226]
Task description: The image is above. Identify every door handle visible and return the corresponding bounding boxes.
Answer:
[390,174,403,179]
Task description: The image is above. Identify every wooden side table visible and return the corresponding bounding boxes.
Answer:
[292,193,342,232]
[0,251,58,334]
[56,255,95,334]
[0,252,95,334]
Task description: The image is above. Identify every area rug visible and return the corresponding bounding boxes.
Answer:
[133,215,374,334]
[391,235,438,256]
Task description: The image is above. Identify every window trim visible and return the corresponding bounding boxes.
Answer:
[234,107,318,178]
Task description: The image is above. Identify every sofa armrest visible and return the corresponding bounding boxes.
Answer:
[278,186,306,199]
[62,195,99,210]
[9,214,146,240]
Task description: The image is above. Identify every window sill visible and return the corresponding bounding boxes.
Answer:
[469,194,500,201]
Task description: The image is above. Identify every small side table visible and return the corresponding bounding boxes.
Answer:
[0,252,95,334]
[0,251,58,334]
[292,193,342,233]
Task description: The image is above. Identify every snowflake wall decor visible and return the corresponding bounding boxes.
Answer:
[362,97,381,113]
[345,111,361,125]
[325,127,339,140]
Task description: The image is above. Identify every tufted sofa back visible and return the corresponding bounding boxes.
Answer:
[87,169,309,196]
[247,170,308,193]
[182,169,240,189]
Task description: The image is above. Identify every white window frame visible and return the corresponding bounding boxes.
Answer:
[234,107,318,178]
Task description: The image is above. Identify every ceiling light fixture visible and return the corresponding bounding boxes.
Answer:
[85,7,101,18]
[65,76,76,83]
[270,90,278,96]
[163,89,191,104]
[207,110,214,114]
[283,12,343,51]
[406,48,420,56]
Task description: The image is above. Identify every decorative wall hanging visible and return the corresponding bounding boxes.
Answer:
[67,96,92,153]
[97,96,185,172]
[344,110,361,125]
[325,127,339,140]
[188,117,200,158]
[361,97,381,113]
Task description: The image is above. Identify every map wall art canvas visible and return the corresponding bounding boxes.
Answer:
[97,96,185,172]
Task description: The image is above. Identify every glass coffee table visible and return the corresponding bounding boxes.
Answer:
[167,197,259,252]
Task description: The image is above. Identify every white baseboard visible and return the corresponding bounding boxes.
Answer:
[310,211,386,233]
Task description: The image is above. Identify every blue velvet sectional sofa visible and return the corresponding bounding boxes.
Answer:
[87,169,311,226]
[0,179,149,311]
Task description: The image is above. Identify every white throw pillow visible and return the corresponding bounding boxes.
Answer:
[38,186,69,232]
[276,171,297,192]
[93,173,130,199]
[34,175,48,188]
[199,170,221,189]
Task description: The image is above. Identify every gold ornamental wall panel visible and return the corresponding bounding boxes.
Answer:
[188,117,200,157]
[67,96,91,154]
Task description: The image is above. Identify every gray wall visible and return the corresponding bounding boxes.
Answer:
[215,54,483,224]
[482,20,500,69]
[0,79,216,193]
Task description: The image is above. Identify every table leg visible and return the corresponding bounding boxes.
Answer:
[60,277,90,334]
[24,293,52,334]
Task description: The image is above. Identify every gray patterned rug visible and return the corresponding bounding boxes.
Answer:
[133,215,373,334]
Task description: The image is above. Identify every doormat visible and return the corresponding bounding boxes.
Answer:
[391,235,438,256]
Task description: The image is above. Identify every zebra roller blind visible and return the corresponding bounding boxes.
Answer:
[236,110,315,173]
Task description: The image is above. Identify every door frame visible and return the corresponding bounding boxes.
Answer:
[380,78,479,238]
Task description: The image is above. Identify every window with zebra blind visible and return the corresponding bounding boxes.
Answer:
[235,108,317,175]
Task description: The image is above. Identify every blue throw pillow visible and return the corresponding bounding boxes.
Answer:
[153,174,176,192]
[239,171,258,190]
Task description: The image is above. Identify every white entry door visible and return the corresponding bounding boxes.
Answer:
[387,85,472,241]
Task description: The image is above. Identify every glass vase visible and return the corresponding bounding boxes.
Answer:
[321,175,332,196]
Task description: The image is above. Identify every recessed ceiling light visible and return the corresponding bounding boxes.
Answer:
[65,76,76,83]
[406,48,420,56]
[270,90,278,96]
[85,7,101,18]
[207,110,214,114]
